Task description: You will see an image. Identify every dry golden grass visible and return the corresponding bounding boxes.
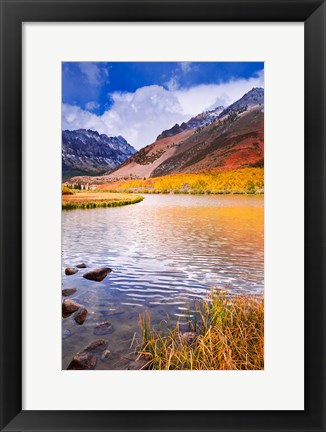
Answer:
[137,290,264,370]
[62,191,144,210]
[98,168,264,194]
[62,185,74,195]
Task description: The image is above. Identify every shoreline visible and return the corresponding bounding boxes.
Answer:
[62,191,144,210]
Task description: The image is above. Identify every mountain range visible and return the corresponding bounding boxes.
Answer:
[65,87,264,186]
[62,129,136,180]
[156,105,225,140]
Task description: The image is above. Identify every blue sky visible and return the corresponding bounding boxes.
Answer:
[62,62,264,149]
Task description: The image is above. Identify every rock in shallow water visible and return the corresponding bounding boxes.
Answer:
[62,288,77,297]
[76,263,87,268]
[74,307,88,325]
[94,321,114,335]
[83,268,112,282]
[102,307,124,317]
[65,267,79,276]
[67,339,108,370]
[62,299,80,315]
[67,352,97,370]
[84,339,108,353]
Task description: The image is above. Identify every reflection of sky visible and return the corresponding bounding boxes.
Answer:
[62,194,264,308]
[62,195,264,369]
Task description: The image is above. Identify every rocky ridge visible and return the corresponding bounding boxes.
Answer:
[62,129,136,179]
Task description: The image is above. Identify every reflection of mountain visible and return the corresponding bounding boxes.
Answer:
[67,88,264,185]
[62,129,136,179]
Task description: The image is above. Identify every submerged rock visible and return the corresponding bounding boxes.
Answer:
[65,267,79,276]
[67,352,97,370]
[76,263,87,268]
[62,299,80,315]
[62,288,77,297]
[74,307,88,325]
[102,307,124,317]
[84,339,108,353]
[94,321,114,335]
[83,268,112,282]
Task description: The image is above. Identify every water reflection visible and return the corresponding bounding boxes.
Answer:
[62,194,264,369]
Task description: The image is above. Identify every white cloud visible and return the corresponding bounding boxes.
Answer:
[85,101,100,111]
[62,70,264,150]
[78,63,109,86]
[165,76,179,91]
[165,62,197,90]
[179,62,193,73]
[62,104,108,131]
[175,69,264,115]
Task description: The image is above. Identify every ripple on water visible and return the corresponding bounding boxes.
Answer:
[62,194,264,369]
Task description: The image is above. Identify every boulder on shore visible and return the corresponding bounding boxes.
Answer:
[62,299,80,315]
[67,352,97,370]
[83,267,112,282]
[62,288,77,297]
[94,321,114,335]
[65,267,79,276]
[74,307,88,325]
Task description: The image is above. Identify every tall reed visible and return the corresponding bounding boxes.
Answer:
[137,290,264,370]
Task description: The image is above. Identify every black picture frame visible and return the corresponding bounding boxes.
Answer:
[0,0,325,431]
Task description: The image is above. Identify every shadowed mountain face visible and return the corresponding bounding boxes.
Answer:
[62,129,136,179]
[67,88,264,185]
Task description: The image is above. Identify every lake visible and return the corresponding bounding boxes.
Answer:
[62,194,264,369]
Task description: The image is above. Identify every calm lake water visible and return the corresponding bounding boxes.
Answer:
[62,194,264,369]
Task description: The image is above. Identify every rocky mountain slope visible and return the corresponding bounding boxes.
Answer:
[156,105,224,140]
[62,129,136,179]
[152,106,263,177]
[217,87,264,118]
[67,88,264,185]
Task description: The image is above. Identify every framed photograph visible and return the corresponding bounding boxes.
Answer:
[0,0,325,431]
